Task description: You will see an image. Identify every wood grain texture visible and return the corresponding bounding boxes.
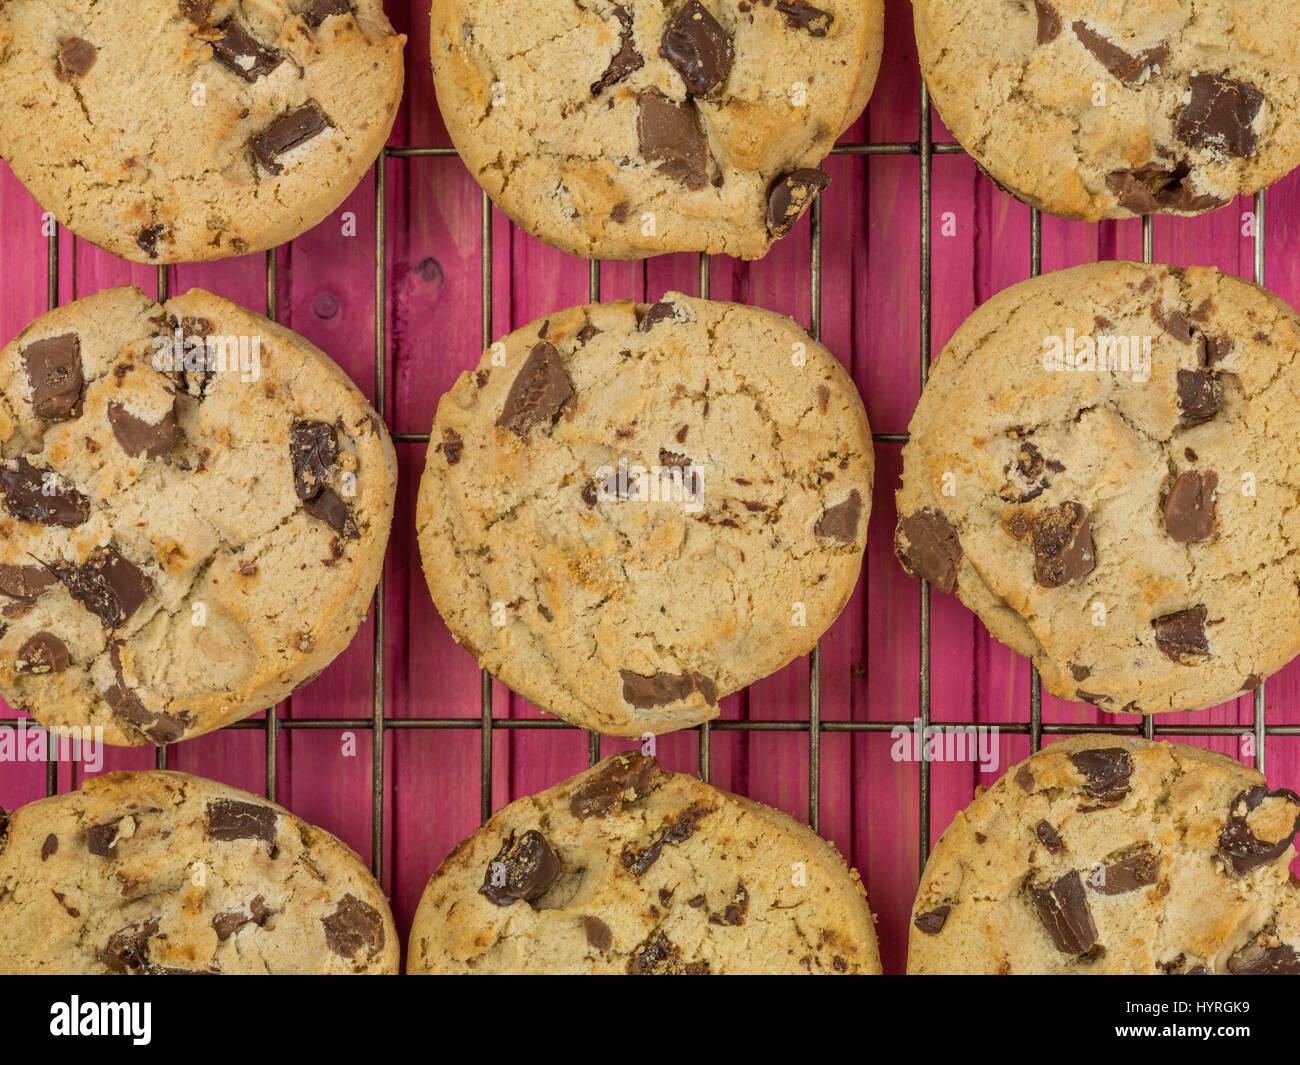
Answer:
[2,2,1299,975]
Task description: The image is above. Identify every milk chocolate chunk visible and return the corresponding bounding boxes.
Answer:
[895,508,962,594]
[1177,369,1220,424]
[637,90,709,190]
[1036,820,1064,854]
[584,915,613,951]
[1007,501,1095,588]
[1071,748,1132,805]
[57,37,97,79]
[622,803,711,877]
[289,420,339,500]
[54,545,153,629]
[1029,870,1098,955]
[775,0,833,36]
[1227,942,1300,975]
[0,564,56,600]
[620,669,717,708]
[322,894,386,958]
[640,301,684,331]
[1071,22,1167,84]
[41,834,57,859]
[1106,163,1227,214]
[497,342,575,437]
[24,333,83,420]
[253,104,329,175]
[661,1,733,97]
[627,931,709,974]
[1090,850,1160,894]
[207,799,279,844]
[1165,470,1217,542]
[1034,1,1061,43]
[914,905,950,935]
[815,490,861,542]
[98,917,159,973]
[1176,74,1264,159]
[305,0,351,27]
[304,488,360,540]
[1218,786,1300,875]
[211,22,282,82]
[1152,605,1209,662]
[16,632,70,676]
[108,401,179,459]
[767,169,830,238]
[569,752,657,819]
[103,681,187,745]
[480,830,561,906]
[591,3,643,95]
[0,458,89,526]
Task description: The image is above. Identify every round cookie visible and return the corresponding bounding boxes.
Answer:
[0,1,404,263]
[408,751,881,974]
[417,293,872,736]
[909,736,1300,975]
[429,0,884,259]
[914,1,1300,221]
[895,261,1300,715]
[0,771,397,974]
[0,285,396,747]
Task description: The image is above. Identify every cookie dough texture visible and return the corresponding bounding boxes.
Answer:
[910,737,1300,975]
[429,0,884,259]
[0,0,404,263]
[0,771,397,974]
[417,293,872,736]
[914,1,1300,221]
[0,286,396,747]
[408,751,880,974]
[895,261,1300,715]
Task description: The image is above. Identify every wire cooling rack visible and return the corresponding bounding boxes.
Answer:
[12,80,1298,904]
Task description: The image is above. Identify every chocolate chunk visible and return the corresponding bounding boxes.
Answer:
[895,508,962,594]
[1152,605,1209,662]
[1090,850,1161,894]
[24,334,83,420]
[1071,748,1133,805]
[0,458,89,526]
[913,905,950,935]
[1070,663,1092,681]
[1205,336,1234,366]
[1028,870,1098,955]
[1034,1,1060,43]
[637,91,709,190]
[210,22,282,82]
[569,752,658,819]
[775,0,833,36]
[1071,22,1167,84]
[1158,304,1195,342]
[175,315,217,398]
[103,680,187,745]
[304,488,360,540]
[1006,439,1062,502]
[57,38,97,79]
[1177,369,1219,424]
[207,799,278,844]
[640,301,684,332]
[1106,162,1227,215]
[322,894,386,958]
[627,931,709,974]
[584,916,613,952]
[211,897,270,943]
[622,803,711,877]
[1227,941,1300,975]
[304,0,351,27]
[439,427,464,465]
[98,917,159,974]
[480,830,561,906]
[1036,820,1064,854]
[1165,471,1217,543]
[661,1,733,97]
[1176,73,1264,159]
[1015,766,1035,792]
[591,3,643,95]
[1242,674,1263,692]
[1218,786,1300,875]
[496,342,575,437]
[108,401,179,459]
[181,0,214,26]
[719,882,747,925]
[0,564,56,600]
[136,224,166,259]
[86,821,119,857]
[289,420,338,500]
[767,169,830,238]
[252,104,329,175]
[1006,501,1095,588]
[620,670,717,708]
[0,807,8,845]
[815,490,861,543]
[16,632,70,676]
[54,545,153,629]
[37,833,57,862]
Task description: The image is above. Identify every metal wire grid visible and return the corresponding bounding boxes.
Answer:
[9,79,1298,909]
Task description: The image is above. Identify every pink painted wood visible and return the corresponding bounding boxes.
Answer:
[1,2,1299,975]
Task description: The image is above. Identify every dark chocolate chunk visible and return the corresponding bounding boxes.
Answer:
[289,420,339,500]
[661,1,733,97]
[1006,501,1095,588]
[1177,368,1220,424]
[54,545,153,629]
[1176,73,1264,159]
[98,917,159,974]
[439,427,463,465]
[57,37,97,79]
[622,803,711,877]
[1165,470,1217,543]
[627,931,709,974]
[1152,605,1210,662]
[207,799,279,844]
[1015,766,1035,792]
[0,458,89,526]
[496,342,575,437]
[1034,1,1060,43]
[304,489,360,540]
[86,821,119,857]
[1205,336,1234,366]
[1227,941,1300,975]
[815,489,861,543]
[1218,786,1300,875]
[640,300,684,331]
[895,508,962,594]
[1036,820,1064,854]
[569,752,658,819]
[41,833,58,860]
[1028,870,1098,955]
[1071,748,1133,805]
[1090,850,1161,895]
[16,632,70,676]
[24,333,83,420]
[181,0,214,26]
[767,168,830,238]
[210,21,282,82]
[774,0,833,36]
[136,224,166,259]
[103,680,187,745]
[1071,22,1167,84]
[212,897,270,943]
[913,905,951,935]
[584,915,613,952]
[322,894,386,958]
[591,3,644,95]
[252,104,329,175]
[1159,303,1194,341]
[1070,663,1092,682]
[108,401,179,459]
[480,830,561,906]
[637,90,709,190]
[620,669,717,708]
[1106,162,1227,215]
[304,0,351,27]
[0,564,56,600]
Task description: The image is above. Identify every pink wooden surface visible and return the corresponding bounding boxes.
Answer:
[2,2,1300,975]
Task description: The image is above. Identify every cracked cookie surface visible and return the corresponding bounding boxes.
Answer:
[408,751,880,973]
[895,261,1300,715]
[0,770,398,974]
[909,736,1300,974]
[0,0,404,263]
[914,1,1300,221]
[429,0,883,259]
[416,293,872,737]
[0,285,396,747]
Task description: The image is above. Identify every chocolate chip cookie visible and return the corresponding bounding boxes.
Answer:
[0,1,404,263]
[408,751,880,974]
[429,0,884,259]
[0,771,397,974]
[910,736,1300,974]
[0,285,396,746]
[416,293,872,736]
[914,1,1300,221]
[895,261,1300,715]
